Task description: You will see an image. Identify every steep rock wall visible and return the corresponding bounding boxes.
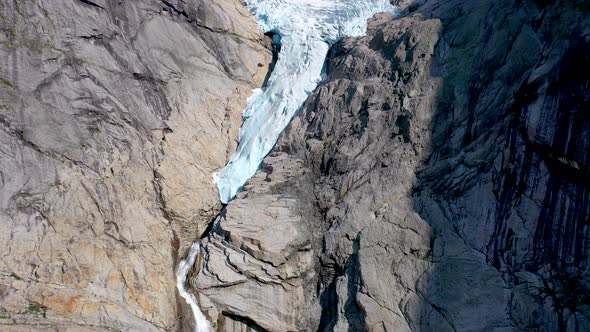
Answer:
[194,10,442,331]
[414,0,590,330]
[0,0,270,330]
[192,0,590,330]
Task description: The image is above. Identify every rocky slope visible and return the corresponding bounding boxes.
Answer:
[192,0,590,330]
[0,0,270,330]
[1,0,588,331]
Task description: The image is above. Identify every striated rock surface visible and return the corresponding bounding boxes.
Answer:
[0,0,269,330]
[193,0,590,330]
[195,10,442,331]
[1,0,588,330]
[413,0,590,330]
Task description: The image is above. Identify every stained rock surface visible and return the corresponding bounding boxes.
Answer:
[193,0,590,330]
[0,0,269,330]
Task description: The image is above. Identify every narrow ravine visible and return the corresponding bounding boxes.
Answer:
[177,0,397,330]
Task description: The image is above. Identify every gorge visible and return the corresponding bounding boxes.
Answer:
[180,0,399,329]
[0,0,588,331]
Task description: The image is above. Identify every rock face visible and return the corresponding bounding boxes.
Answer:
[413,0,590,330]
[193,0,590,331]
[194,10,442,331]
[0,0,269,330]
[2,0,588,331]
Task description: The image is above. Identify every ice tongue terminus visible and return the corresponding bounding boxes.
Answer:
[215,0,398,203]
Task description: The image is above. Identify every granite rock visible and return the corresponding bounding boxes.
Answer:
[192,0,590,330]
[0,0,269,330]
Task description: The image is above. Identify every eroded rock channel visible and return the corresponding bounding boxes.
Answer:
[179,0,399,330]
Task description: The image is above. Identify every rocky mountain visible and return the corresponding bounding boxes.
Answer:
[192,0,590,331]
[0,0,269,330]
[1,0,588,331]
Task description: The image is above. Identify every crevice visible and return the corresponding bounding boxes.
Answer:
[152,169,173,223]
[161,0,188,18]
[78,34,105,40]
[201,207,225,240]
[262,31,282,88]
[318,258,343,331]
[77,0,104,9]
[343,235,366,332]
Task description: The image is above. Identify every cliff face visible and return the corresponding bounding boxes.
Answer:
[1,0,588,331]
[0,0,269,330]
[413,0,590,330]
[194,0,590,330]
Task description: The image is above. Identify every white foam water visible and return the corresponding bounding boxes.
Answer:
[175,241,211,332]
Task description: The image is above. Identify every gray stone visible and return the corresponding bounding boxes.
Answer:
[192,0,590,330]
[0,0,269,330]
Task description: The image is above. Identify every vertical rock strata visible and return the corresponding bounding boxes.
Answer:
[194,0,590,331]
[414,0,590,330]
[0,0,269,330]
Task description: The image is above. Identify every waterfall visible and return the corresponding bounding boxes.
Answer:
[175,241,211,332]
[177,1,398,330]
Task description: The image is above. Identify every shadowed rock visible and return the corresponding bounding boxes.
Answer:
[193,0,590,330]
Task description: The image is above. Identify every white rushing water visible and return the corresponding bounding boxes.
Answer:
[178,1,398,331]
[175,241,211,332]
[215,0,398,203]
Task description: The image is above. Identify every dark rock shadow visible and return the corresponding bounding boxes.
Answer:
[409,0,590,330]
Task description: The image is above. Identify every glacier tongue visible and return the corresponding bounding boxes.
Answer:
[178,1,398,331]
[215,0,398,203]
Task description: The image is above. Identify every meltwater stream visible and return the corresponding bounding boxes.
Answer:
[178,0,397,331]
[176,241,211,332]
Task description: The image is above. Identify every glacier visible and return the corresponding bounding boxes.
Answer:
[177,2,398,331]
[215,0,399,203]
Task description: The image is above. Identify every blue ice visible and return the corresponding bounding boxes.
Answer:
[215,0,398,203]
